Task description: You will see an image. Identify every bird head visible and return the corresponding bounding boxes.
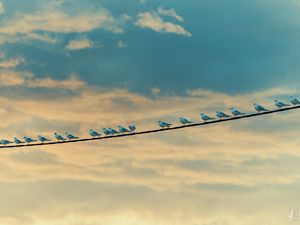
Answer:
[274,99,278,102]
[200,113,205,115]
[253,103,257,106]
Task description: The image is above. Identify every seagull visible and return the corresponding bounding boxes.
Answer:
[108,128,119,134]
[254,103,269,113]
[38,135,51,143]
[216,111,230,119]
[118,125,130,133]
[65,132,79,140]
[103,128,111,135]
[129,124,136,132]
[179,117,192,125]
[24,136,37,144]
[1,139,12,145]
[289,96,300,105]
[89,129,101,137]
[14,137,25,144]
[274,100,290,108]
[158,120,172,128]
[200,113,215,122]
[54,132,66,141]
[230,107,246,116]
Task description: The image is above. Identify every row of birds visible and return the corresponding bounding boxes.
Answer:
[1,96,299,146]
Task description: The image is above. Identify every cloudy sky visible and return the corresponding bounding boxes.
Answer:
[0,0,300,224]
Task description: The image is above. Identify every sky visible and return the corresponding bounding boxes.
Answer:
[0,0,300,224]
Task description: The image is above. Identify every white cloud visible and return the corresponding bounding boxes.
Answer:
[0,72,85,90]
[157,7,184,22]
[136,10,191,37]
[65,37,94,51]
[0,1,5,15]
[117,40,127,48]
[0,58,25,69]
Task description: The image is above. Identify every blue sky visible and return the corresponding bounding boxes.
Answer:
[1,1,300,225]
[1,0,300,95]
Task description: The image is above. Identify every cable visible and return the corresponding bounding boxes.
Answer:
[1,105,300,149]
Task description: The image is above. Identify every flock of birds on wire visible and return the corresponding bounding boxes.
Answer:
[0,96,299,146]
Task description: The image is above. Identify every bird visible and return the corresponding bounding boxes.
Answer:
[1,139,12,145]
[274,100,290,108]
[216,111,230,119]
[179,117,192,125]
[253,103,269,112]
[24,136,37,144]
[102,128,111,135]
[108,128,119,134]
[230,107,246,116]
[54,132,66,141]
[118,125,130,133]
[158,120,172,128]
[289,96,300,105]
[200,113,215,122]
[65,132,79,140]
[89,129,101,137]
[128,124,136,132]
[38,135,51,143]
[14,137,25,144]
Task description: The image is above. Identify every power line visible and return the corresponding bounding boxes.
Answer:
[1,105,300,149]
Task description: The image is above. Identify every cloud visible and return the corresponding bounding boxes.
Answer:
[0,1,4,15]
[157,7,184,22]
[136,9,191,37]
[0,9,123,35]
[65,37,94,51]
[117,40,127,48]
[0,58,25,69]
[0,72,85,90]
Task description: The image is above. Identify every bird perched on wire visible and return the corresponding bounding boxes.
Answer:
[253,103,269,113]
[24,136,37,144]
[1,139,12,145]
[289,96,300,105]
[108,128,119,134]
[274,100,290,108]
[216,111,230,119]
[230,107,246,116]
[179,117,192,125]
[200,113,215,122]
[129,124,136,132]
[102,128,111,135]
[54,132,66,141]
[118,125,130,133]
[14,137,25,144]
[158,121,172,128]
[38,135,51,143]
[89,129,101,137]
[65,132,79,140]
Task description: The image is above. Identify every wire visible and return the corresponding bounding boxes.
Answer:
[1,105,300,149]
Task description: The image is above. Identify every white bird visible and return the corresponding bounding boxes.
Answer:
[158,121,172,128]
[200,113,215,122]
[254,103,269,112]
[1,139,12,145]
[179,117,192,125]
[118,125,130,133]
[38,135,51,143]
[129,124,136,132]
[108,128,118,134]
[14,137,25,144]
[289,96,300,105]
[89,129,101,137]
[230,107,246,116]
[216,111,230,119]
[65,132,79,140]
[54,132,66,141]
[102,128,111,135]
[274,100,290,108]
[24,136,37,144]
